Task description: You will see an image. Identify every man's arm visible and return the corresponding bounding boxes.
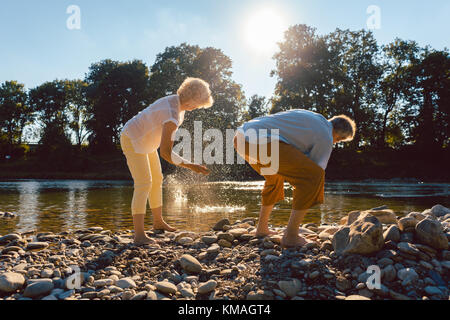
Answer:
[309,139,333,170]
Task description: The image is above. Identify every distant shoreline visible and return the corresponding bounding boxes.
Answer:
[0,172,449,184]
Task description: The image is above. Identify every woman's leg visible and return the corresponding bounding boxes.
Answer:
[147,151,176,232]
[120,135,154,244]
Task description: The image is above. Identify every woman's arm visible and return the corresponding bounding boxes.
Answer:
[160,122,210,175]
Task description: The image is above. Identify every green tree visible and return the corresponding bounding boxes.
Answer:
[403,49,450,150]
[66,80,90,149]
[244,95,269,121]
[149,43,246,132]
[85,59,151,153]
[271,26,383,148]
[325,29,383,148]
[271,25,339,116]
[376,39,420,147]
[28,80,73,157]
[0,81,33,145]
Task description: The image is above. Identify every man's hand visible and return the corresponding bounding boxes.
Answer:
[187,164,210,175]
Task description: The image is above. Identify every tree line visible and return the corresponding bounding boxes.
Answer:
[271,25,449,152]
[0,25,448,179]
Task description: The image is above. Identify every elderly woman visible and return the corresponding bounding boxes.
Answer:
[121,78,213,244]
[234,110,356,248]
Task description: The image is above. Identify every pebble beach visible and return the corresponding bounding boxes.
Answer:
[0,204,449,301]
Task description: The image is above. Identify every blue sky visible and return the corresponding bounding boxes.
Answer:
[1,0,449,98]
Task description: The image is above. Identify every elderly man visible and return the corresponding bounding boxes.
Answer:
[234,109,356,248]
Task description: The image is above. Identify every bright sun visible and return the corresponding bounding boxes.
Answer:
[245,8,287,55]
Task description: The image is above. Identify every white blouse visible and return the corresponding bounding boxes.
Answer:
[121,95,185,154]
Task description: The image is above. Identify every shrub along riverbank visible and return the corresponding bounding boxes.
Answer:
[0,146,449,182]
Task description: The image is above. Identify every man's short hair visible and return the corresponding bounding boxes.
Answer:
[329,115,356,142]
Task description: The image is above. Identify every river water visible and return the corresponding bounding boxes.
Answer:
[0,180,448,235]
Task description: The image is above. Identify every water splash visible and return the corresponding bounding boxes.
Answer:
[191,205,246,214]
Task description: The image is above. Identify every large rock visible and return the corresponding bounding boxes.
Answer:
[23,279,54,298]
[346,209,397,225]
[218,239,232,248]
[197,280,217,294]
[213,219,230,231]
[332,227,350,255]
[318,226,340,240]
[116,278,136,289]
[179,254,202,274]
[382,265,397,282]
[397,268,419,286]
[365,209,398,224]
[346,211,362,225]
[155,281,177,295]
[217,232,234,242]
[415,218,448,250]
[0,234,22,244]
[177,237,194,246]
[397,242,421,256]
[426,205,450,218]
[407,212,426,222]
[0,272,26,293]
[277,279,301,298]
[201,235,218,245]
[383,225,400,243]
[398,217,419,232]
[332,213,384,255]
[228,228,248,238]
[25,242,49,251]
[335,276,352,292]
[174,232,198,242]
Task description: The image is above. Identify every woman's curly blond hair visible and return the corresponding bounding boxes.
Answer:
[177,77,214,109]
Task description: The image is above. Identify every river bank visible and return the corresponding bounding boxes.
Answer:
[1,145,449,182]
[0,205,449,301]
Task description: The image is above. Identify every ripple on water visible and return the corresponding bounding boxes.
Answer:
[0,180,448,235]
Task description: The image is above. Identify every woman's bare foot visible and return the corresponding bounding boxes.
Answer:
[281,234,311,248]
[153,220,177,232]
[134,235,156,246]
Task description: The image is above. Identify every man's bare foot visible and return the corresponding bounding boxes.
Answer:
[252,229,278,238]
[153,221,177,232]
[281,234,312,248]
[134,235,156,246]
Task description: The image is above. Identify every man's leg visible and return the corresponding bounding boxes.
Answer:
[234,135,285,237]
[275,143,325,248]
[281,209,310,247]
[254,173,285,236]
[254,205,276,237]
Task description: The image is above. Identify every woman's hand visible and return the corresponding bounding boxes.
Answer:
[187,164,210,175]
[160,122,209,175]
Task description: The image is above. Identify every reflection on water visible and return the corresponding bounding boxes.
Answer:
[0,180,448,235]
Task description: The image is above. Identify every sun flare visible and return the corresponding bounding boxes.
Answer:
[245,8,287,55]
